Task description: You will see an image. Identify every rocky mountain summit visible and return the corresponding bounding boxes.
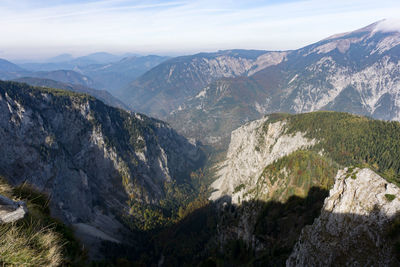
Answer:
[0,81,203,254]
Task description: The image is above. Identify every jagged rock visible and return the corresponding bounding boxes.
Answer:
[0,194,27,223]
[287,168,400,266]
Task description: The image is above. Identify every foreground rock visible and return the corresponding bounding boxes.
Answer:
[287,168,400,266]
[0,194,27,223]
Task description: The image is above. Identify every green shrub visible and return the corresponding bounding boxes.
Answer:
[234,184,245,194]
[385,194,396,202]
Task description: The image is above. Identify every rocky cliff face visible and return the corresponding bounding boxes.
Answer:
[210,116,316,203]
[287,168,400,266]
[0,81,202,251]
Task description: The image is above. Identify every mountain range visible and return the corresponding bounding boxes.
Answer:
[117,20,400,145]
[0,54,170,95]
[0,60,94,87]
[19,52,138,70]
[120,49,281,116]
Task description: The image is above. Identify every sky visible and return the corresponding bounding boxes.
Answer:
[1,0,400,60]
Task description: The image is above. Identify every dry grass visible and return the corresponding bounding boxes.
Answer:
[0,178,13,197]
[0,178,64,266]
[0,223,62,266]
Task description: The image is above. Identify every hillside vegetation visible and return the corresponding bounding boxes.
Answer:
[265,112,400,184]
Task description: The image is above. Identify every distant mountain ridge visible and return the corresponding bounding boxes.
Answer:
[20,52,128,70]
[0,58,24,72]
[13,77,129,110]
[15,54,170,93]
[77,55,170,92]
[0,61,95,88]
[28,70,95,87]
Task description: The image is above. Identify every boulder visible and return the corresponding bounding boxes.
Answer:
[0,194,28,224]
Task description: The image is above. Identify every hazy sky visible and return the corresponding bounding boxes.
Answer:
[1,0,400,60]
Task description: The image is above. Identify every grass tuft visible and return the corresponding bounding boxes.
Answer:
[0,177,86,266]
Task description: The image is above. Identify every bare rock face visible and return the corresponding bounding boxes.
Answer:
[0,194,27,224]
[287,168,400,266]
[210,116,315,203]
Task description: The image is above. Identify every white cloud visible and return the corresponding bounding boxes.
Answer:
[375,18,400,33]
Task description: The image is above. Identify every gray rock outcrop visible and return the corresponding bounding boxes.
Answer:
[210,116,315,203]
[287,168,400,266]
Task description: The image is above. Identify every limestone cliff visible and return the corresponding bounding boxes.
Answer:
[210,116,316,203]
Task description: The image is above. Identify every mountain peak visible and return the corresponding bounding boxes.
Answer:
[354,19,386,33]
[323,19,397,41]
[0,58,24,72]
